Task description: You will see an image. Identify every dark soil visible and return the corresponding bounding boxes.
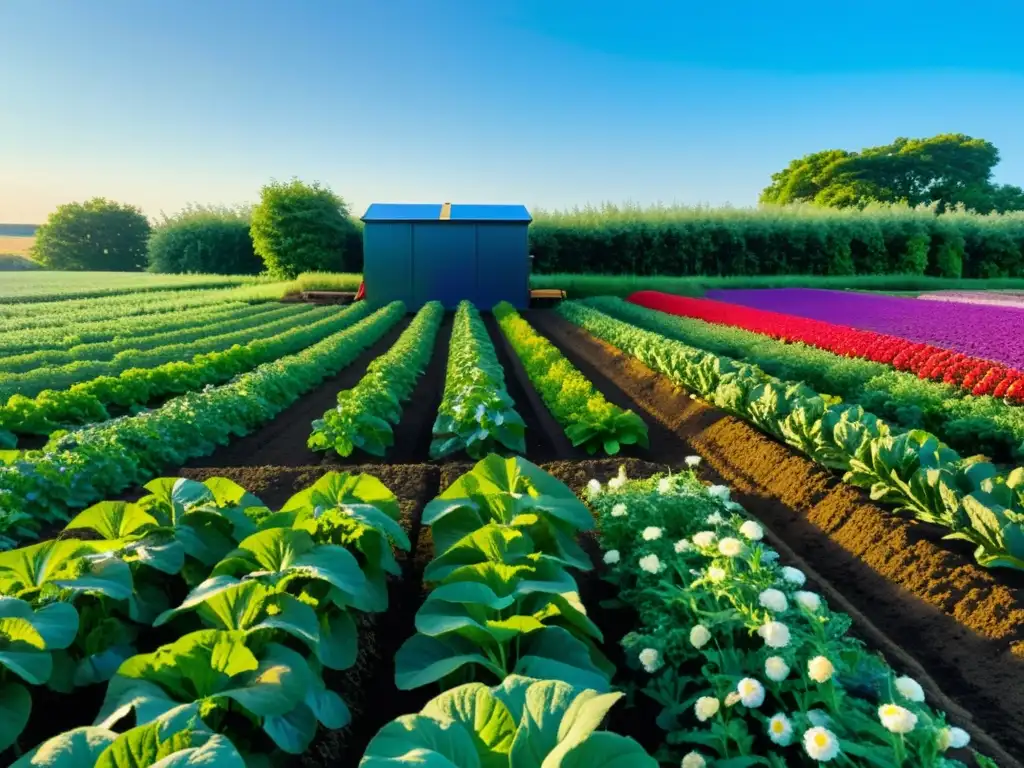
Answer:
[184,318,412,469]
[542,311,1024,766]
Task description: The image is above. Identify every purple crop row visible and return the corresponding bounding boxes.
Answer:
[705,288,1024,370]
[918,291,1024,311]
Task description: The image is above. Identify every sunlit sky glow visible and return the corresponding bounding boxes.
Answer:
[3,0,1023,223]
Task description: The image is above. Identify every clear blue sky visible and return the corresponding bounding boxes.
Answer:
[3,0,1024,223]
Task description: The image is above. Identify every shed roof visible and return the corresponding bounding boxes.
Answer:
[361,203,532,223]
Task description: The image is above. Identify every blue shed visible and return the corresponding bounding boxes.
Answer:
[361,202,532,311]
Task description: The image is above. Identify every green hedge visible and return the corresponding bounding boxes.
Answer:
[527,203,1024,278]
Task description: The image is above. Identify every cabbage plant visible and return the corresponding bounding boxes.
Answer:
[423,455,594,568]
[13,719,246,767]
[361,675,657,767]
[95,629,346,755]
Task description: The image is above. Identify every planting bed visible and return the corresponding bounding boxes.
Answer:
[3,294,1022,766]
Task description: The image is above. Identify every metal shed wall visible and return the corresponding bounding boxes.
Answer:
[361,203,531,311]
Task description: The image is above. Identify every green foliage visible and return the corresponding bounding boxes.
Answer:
[362,675,657,767]
[591,470,986,767]
[560,301,1024,570]
[395,456,611,692]
[0,255,41,271]
[761,133,1024,214]
[32,198,151,272]
[494,302,648,455]
[529,203,1024,279]
[310,301,440,457]
[250,179,359,278]
[431,302,527,460]
[148,204,262,275]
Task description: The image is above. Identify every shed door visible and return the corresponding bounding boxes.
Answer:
[412,224,477,309]
[363,223,413,308]
[476,224,529,310]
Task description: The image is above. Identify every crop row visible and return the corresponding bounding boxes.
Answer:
[371,454,657,765]
[0,284,279,332]
[0,302,305,375]
[588,466,986,765]
[559,301,1024,570]
[0,469,411,763]
[0,302,406,546]
[0,303,325,403]
[586,296,1024,464]
[309,301,443,457]
[430,300,526,459]
[630,291,1024,403]
[494,301,649,455]
[0,301,376,446]
[0,298,259,357]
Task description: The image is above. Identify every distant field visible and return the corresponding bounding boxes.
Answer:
[0,235,35,256]
[0,271,278,303]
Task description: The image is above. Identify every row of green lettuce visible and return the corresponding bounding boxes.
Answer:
[429,301,527,459]
[494,301,649,455]
[0,296,267,357]
[0,303,325,405]
[0,301,377,447]
[363,454,659,766]
[0,302,405,548]
[584,296,1024,465]
[309,302,444,457]
[0,468,413,765]
[589,464,991,767]
[559,301,1024,571]
[0,302,307,376]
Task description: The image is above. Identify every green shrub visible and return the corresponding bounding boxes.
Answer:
[32,198,150,271]
[250,179,359,278]
[148,204,262,274]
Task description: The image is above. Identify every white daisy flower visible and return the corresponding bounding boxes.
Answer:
[781,566,806,586]
[758,588,788,613]
[737,677,765,708]
[639,554,663,574]
[878,704,917,734]
[694,696,720,722]
[894,676,924,703]
[658,477,673,494]
[689,624,711,649]
[765,656,790,682]
[603,549,620,565]
[767,713,793,746]
[691,531,717,548]
[807,656,834,684]
[718,537,744,557]
[685,455,702,468]
[739,520,764,540]
[794,591,821,612]
[803,727,840,761]
[707,565,727,582]
[757,621,791,649]
[586,479,602,497]
[681,752,706,768]
[674,538,693,553]
[611,503,627,517]
[638,648,662,673]
[642,526,663,541]
[707,484,731,501]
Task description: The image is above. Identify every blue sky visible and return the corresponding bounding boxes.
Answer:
[3,0,1024,223]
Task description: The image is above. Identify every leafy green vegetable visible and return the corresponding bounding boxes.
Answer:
[431,301,526,460]
[494,302,648,456]
[362,675,657,767]
[310,301,442,457]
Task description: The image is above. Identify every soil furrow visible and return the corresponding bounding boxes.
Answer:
[184,317,411,469]
[540,310,1024,762]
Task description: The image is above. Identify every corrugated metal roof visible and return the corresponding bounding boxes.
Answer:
[362,203,531,223]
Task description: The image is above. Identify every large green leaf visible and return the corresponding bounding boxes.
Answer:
[221,642,312,718]
[421,684,516,768]
[316,610,358,670]
[395,633,503,690]
[63,501,158,541]
[0,682,32,752]
[281,471,401,521]
[361,714,480,768]
[424,526,535,583]
[513,628,611,692]
[262,702,318,754]
[12,725,117,767]
[0,540,133,600]
[549,731,659,767]
[0,597,79,649]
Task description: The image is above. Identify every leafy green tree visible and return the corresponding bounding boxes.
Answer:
[148,204,262,274]
[250,179,359,278]
[32,198,150,271]
[761,134,1024,213]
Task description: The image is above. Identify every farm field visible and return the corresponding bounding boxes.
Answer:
[0,282,1021,767]
[0,270,276,302]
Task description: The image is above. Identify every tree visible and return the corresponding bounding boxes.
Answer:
[32,198,151,271]
[148,204,263,274]
[249,179,359,278]
[760,134,1024,213]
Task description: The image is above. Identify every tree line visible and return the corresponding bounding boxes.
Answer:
[30,180,362,279]
[27,133,1024,279]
